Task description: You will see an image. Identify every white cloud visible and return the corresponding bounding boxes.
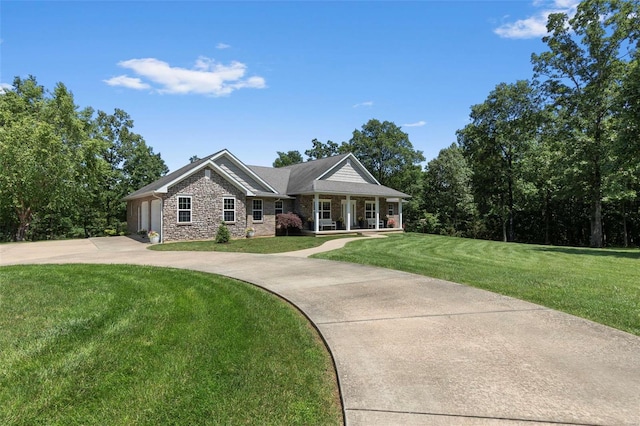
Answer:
[403,120,426,128]
[216,43,231,49]
[104,56,266,96]
[494,0,579,39]
[0,82,13,94]
[353,101,373,108]
[103,75,151,90]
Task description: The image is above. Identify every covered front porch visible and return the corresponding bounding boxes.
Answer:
[298,193,406,235]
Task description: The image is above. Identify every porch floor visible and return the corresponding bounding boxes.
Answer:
[301,227,404,236]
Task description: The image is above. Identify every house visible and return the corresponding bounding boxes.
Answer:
[124,149,410,242]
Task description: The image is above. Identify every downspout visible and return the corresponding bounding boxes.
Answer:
[152,192,163,243]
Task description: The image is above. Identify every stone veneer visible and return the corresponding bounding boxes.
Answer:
[248,198,295,237]
[163,168,247,241]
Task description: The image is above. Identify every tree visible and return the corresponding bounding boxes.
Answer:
[0,76,168,241]
[273,150,303,167]
[276,212,302,236]
[346,119,425,189]
[457,81,541,242]
[423,144,476,236]
[0,76,86,240]
[304,138,343,160]
[531,0,639,247]
[91,108,168,226]
[611,53,640,246]
[189,155,200,163]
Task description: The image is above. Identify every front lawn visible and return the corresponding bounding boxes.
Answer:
[0,265,342,425]
[149,235,358,254]
[314,233,640,336]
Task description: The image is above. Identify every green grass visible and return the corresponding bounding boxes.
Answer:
[149,235,358,254]
[0,264,342,425]
[314,233,640,336]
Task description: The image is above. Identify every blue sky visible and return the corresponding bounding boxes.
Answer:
[1,1,579,173]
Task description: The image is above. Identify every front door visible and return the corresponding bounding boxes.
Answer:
[341,200,357,228]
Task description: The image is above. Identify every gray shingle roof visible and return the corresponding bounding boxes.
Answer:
[123,152,220,200]
[282,154,351,194]
[312,180,409,197]
[246,165,291,195]
[124,150,410,200]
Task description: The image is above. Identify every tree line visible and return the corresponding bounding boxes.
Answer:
[452,0,639,248]
[277,0,639,248]
[0,76,168,241]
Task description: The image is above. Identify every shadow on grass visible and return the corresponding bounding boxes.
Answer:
[533,246,640,260]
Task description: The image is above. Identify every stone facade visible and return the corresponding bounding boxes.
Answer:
[162,168,247,242]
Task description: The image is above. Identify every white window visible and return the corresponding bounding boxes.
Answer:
[275,200,283,215]
[388,203,395,216]
[252,199,263,222]
[365,201,375,219]
[319,200,331,219]
[177,196,192,223]
[223,197,235,222]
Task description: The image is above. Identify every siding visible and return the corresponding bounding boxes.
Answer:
[323,162,374,184]
[215,158,268,194]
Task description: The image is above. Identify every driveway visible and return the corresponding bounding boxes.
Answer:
[2,237,639,425]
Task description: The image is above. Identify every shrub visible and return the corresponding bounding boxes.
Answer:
[276,212,303,236]
[406,212,440,234]
[216,223,231,243]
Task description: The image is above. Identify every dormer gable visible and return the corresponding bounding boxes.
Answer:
[319,155,378,185]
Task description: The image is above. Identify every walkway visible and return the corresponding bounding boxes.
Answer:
[1,237,639,425]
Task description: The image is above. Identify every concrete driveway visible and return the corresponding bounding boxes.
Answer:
[1,237,639,425]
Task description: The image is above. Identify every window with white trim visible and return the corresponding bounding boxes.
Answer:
[388,203,395,216]
[177,196,192,223]
[252,199,263,222]
[319,200,331,219]
[223,197,235,222]
[365,201,375,219]
[275,200,283,215]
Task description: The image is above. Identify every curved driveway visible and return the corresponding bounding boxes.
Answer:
[2,237,639,425]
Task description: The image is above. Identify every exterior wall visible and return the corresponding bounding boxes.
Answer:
[247,197,275,237]
[127,196,155,234]
[323,161,374,184]
[162,168,247,242]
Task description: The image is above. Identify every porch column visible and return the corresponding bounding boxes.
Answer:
[375,197,380,230]
[346,195,351,231]
[314,194,319,233]
[399,200,403,229]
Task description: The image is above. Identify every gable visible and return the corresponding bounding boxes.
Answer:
[213,156,274,194]
[321,160,376,184]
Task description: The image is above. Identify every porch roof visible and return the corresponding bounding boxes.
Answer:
[308,180,410,198]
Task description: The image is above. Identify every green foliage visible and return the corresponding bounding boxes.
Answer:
[273,150,304,167]
[315,233,640,335]
[0,76,168,241]
[441,1,640,247]
[215,223,231,243]
[423,143,476,236]
[530,0,639,247]
[304,138,344,160]
[405,212,440,234]
[457,80,541,242]
[346,119,425,190]
[0,265,342,424]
